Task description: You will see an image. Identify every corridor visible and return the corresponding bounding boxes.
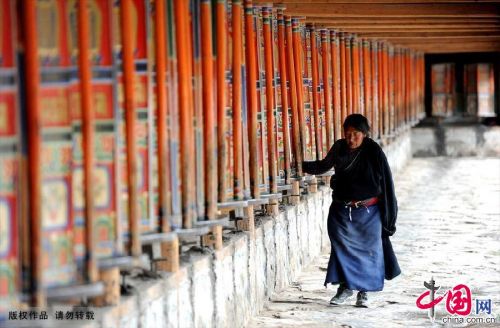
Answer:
[249,157,500,328]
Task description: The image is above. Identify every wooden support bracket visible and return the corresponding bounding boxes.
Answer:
[156,237,180,273]
[236,205,255,237]
[198,216,229,250]
[308,176,318,193]
[93,267,120,306]
[290,180,301,205]
[201,226,223,250]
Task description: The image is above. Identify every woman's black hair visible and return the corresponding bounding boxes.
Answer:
[343,114,370,135]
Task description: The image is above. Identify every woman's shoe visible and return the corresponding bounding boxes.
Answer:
[355,291,369,307]
[329,285,354,305]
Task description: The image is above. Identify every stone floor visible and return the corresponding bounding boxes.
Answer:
[248,157,500,328]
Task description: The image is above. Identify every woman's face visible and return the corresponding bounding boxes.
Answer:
[344,126,366,150]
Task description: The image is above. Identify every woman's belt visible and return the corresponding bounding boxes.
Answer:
[344,197,378,208]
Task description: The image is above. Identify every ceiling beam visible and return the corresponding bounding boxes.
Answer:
[406,43,500,53]
[276,4,500,17]
[314,26,500,32]
[310,23,500,29]
[376,36,500,42]
[350,31,500,37]
[302,17,500,24]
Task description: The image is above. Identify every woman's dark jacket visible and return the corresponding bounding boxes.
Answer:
[303,137,401,280]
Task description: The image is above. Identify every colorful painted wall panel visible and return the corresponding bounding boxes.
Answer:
[40,142,76,287]
[0,154,19,313]
[0,0,20,313]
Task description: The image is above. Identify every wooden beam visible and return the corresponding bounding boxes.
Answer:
[408,43,500,52]
[310,24,500,30]
[384,36,500,42]
[77,0,98,283]
[279,4,500,17]
[304,17,500,24]
[355,31,500,37]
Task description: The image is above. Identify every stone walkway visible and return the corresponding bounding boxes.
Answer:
[248,158,500,328]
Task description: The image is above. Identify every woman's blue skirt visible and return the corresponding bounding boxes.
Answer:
[325,202,385,292]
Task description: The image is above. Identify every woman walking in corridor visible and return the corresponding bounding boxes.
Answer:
[303,114,401,307]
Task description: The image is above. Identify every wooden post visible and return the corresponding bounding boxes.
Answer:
[174,0,195,229]
[216,0,227,204]
[339,32,347,125]
[285,16,302,177]
[330,30,341,141]
[120,0,141,255]
[22,0,45,307]
[263,6,279,216]
[352,36,360,114]
[285,16,302,205]
[77,0,98,283]
[371,41,379,140]
[382,43,389,139]
[277,9,292,184]
[388,46,395,135]
[292,18,306,164]
[405,50,411,126]
[232,0,244,202]
[309,25,322,160]
[377,42,384,139]
[395,47,400,131]
[362,39,372,131]
[154,0,171,234]
[199,0,223,248]
[321,30,333,148]
[345,34,353,116]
